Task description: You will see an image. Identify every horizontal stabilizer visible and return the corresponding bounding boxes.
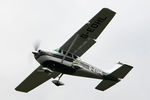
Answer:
[95,63,133,91]
[110,63,133,79]
[95,80,119,91]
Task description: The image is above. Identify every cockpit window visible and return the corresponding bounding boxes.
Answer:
[54,48,61,53]
[58,49,61,53]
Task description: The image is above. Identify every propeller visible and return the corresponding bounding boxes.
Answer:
[28,40,41,68]
[34,40,41,51]
[32,40,41,56]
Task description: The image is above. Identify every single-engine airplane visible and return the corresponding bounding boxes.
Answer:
[15,8,133,93]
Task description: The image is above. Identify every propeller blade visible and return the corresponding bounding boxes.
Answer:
[34,40,41,51]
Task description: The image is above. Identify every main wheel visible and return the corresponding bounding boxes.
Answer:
[52,80,64,86]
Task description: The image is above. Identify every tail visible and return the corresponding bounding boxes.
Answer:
[95,62,133,91]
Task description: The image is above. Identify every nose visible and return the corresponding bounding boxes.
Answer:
[32,51,39,59]
[32,51,38,55]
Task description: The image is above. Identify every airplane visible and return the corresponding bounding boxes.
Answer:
[15,8,133,93]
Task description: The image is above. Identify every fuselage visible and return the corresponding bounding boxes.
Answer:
[34,50,105,79]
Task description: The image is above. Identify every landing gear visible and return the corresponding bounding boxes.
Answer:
[52,73,64,86]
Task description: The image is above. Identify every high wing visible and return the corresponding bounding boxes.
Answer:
[60,8,116,57]
[15,66,60,93]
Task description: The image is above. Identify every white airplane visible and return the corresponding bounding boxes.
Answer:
[15,8,133,93]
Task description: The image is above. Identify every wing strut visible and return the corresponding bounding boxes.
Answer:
[61,34,79,63]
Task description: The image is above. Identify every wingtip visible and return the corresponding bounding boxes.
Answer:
[15,87,28,93]
[102,8,116,14]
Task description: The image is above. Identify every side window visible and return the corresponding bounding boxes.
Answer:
[73,55,78,59]
[68,53,72,58]
[64,56,74,62]
[63,51,66,55]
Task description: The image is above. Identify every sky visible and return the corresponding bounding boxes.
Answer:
[0,0,150,100]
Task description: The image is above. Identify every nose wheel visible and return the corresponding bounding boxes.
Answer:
[52,73,64,86]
